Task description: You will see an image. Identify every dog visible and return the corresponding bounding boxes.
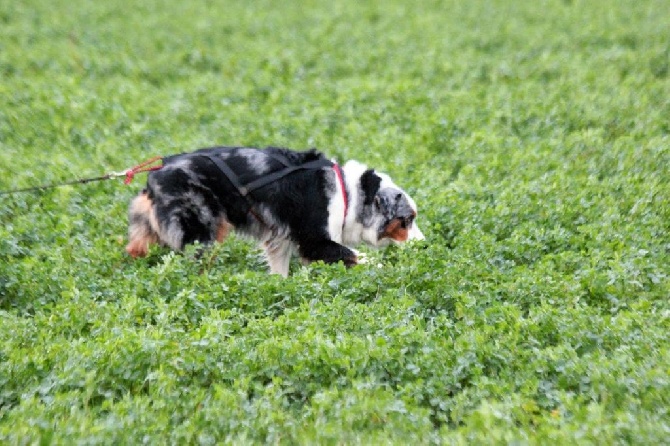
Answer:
[126,146,424,276]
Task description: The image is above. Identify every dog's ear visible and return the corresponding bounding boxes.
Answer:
[360,169,382,205]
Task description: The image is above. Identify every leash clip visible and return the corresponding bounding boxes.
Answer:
[121,157,163,185]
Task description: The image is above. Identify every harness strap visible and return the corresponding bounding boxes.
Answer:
[201,153,332,197]
[201,153,250,196]
[201,153,272,228]
[263,151,293,168]
[200,152,346,231]
[243,158,333,195]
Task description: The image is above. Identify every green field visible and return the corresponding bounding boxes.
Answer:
[1,0,669,443]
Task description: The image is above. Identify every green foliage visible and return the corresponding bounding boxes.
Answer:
[1,0,669,443]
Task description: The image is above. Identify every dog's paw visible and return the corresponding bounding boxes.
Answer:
[356,251,369,264]
[349,248,367,264]
[353,251,383,268]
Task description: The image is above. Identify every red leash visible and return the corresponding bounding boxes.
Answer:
[123,156,163,184]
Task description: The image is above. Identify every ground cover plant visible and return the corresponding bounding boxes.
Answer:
[1,0,669,443]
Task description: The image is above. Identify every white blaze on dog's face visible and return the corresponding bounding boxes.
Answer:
[341,160,424,248]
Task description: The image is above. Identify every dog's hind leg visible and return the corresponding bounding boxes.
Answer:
[263,238,294,277]
[152,198,222,254]
[126,191,160,258]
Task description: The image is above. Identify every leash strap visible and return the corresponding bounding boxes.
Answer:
[0,173,123,196]
[0,156,163,196]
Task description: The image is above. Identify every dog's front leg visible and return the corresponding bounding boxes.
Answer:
[298,239,358,268]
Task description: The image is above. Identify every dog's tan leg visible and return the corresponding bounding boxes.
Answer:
[126,192,160,258]
[263,238,293,277]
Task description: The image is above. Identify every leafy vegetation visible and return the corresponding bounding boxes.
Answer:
[1,0,669,443]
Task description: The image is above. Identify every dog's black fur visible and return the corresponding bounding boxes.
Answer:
[126,146,423,276]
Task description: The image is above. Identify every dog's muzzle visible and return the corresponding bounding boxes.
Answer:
[376,188,424,242]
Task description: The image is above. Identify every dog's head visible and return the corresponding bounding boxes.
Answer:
[353,164,425,247]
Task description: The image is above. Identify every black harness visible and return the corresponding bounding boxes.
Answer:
[200,152,333,198]
[199,152,342,229]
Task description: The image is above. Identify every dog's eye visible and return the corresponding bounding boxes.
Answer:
[400,216,414,229]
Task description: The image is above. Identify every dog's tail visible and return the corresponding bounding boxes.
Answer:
[126,190,160,258]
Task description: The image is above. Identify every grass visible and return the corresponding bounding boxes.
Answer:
[1,0,669,443]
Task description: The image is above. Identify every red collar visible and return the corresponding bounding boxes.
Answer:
[333,164,348,225]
